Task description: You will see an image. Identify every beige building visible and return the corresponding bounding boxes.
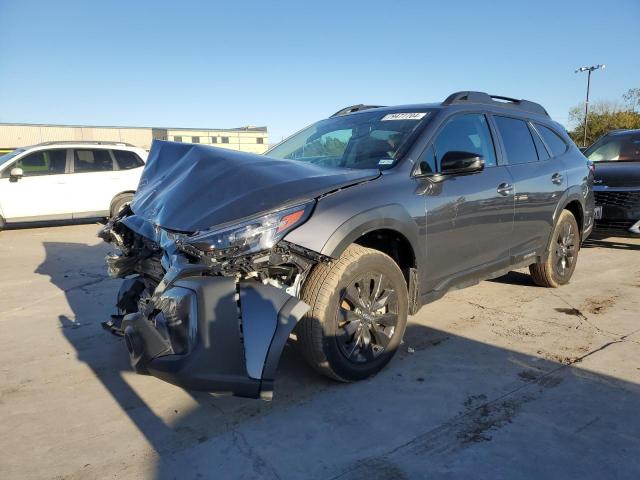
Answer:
[0,123,269,154]
[154,126,268,154]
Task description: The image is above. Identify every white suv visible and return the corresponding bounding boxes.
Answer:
[0,141,147,227]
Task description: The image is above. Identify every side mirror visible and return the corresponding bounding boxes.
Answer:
[440,151,484,175]
[10,167,24,179]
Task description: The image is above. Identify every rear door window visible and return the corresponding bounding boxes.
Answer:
[113,150,144,170]
[432,113,497,169]
[2,149,67,177]
[535,124,567,157]
[494,116,539,165]
[73,149,115,173]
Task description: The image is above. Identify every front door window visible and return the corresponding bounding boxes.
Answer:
[433,114,497,169]
[2,150,67,177]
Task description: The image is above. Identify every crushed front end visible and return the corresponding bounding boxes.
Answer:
[99,204,326,400]
[96,140,380,399]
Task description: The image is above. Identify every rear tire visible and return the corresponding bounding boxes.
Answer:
[110,193,133,219]
[297,244,408,382]
[529,210,580,288]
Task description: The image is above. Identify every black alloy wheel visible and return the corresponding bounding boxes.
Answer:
[530,209,580,287]
[554,220,578,277]
[298,244,408,382]
[336,273,398,363]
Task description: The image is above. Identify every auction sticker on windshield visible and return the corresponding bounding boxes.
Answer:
[381,113,427,121]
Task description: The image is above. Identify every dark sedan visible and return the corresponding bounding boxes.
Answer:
[585,129,640,236]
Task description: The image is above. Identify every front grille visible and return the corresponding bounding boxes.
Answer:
[594,191,640,208]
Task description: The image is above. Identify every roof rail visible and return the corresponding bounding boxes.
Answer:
[442,91,549,117]
[33,140,136,147]
[330,104,385,117]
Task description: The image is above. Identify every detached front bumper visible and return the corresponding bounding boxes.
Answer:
[119,269,309,400]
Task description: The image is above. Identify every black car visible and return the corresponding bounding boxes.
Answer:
[584,129,640,236]
[100,91,594,399]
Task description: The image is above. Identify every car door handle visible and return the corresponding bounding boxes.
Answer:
[497,183,513,196]
[551,173,563,185]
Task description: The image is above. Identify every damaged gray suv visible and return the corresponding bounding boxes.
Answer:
[100,91,594,399]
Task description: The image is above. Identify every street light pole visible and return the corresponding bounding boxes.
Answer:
[583,69,591,148]
[575,64,605,147]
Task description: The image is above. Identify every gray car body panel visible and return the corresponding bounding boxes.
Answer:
[286,104,593,302]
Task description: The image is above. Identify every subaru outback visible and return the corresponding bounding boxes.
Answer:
[100,91,594,399]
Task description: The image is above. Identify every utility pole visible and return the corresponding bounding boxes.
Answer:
[575,64,605,147]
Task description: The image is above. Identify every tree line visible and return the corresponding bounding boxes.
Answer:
[568,88,640,146]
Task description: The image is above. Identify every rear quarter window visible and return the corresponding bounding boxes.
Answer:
[529,125,550,161]
[535,124,567,157]
[113,150,144,170]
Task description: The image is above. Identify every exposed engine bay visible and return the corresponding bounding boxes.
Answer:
[98,205,329,400]
[100,204,326,294]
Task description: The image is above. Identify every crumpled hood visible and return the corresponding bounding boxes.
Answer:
[131,141,380,232]
[594,161,640,188]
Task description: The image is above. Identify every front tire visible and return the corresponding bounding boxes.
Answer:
[297,244,408,382]
[529,210,580,287]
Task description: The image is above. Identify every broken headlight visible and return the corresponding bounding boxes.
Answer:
[179,201,314,258]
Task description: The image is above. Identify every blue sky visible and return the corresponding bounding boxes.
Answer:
[1,0,638,142]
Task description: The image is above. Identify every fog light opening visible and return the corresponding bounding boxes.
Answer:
[124,326,142,357]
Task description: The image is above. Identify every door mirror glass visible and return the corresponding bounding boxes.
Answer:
[10,167,24,179]
[440,151,484,175]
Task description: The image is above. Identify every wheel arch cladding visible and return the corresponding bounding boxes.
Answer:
[564,200,584,237]
[543,195,585,255]
[318,205,422,269]
[353,229,416,279]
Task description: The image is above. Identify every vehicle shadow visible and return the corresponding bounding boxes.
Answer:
[582,236,640,251]
[37,241,640,480]
[488,270,540,287]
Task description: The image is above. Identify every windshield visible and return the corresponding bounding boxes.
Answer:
[584,133,640,162]
[267,110,433,170]
[0,149,23,168]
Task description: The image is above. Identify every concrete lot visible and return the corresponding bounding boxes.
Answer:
[0,224,639,480]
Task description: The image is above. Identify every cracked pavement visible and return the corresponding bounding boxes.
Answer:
[0,224,639,479]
